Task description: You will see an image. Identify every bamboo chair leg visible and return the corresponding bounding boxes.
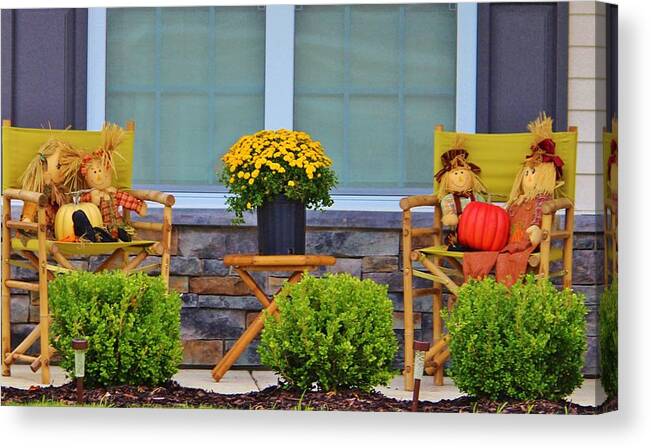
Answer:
[612,214,618,279]
[563,207,574,289]
[161,205,173,290]
[402,210,415,391]
[122,250,148,272]
[37,208,50,384]
[538,214,553,280]
[49,245,78,271]
[2,197,11,376]
[21,250,54,280]
[4,324,41,366]
[433,281,444,385]
[95,248,126,272]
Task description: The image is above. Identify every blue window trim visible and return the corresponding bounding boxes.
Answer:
[264,5,294,130]
[455,2,477,133]
[86,4,477,211]
[86,7,106,131]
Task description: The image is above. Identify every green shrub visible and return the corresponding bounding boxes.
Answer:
[49,271,183,387]
[258,273,398,392]
[599,281,618,398]
[443,275,587,401]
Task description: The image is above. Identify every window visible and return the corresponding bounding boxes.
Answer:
[294,4,458,193]
[92,4,475,209]
[106,7,265,190]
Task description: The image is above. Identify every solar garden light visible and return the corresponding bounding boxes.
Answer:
[411,340,430,412]
[72,338,88,403]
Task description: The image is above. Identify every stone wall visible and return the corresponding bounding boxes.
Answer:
[7,209,605,376]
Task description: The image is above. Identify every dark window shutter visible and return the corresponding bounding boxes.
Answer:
[606,4,618,127]
[1,9,87,130]
[476,2,568,133]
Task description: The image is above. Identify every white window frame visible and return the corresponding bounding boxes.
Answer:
[87,3,477,212]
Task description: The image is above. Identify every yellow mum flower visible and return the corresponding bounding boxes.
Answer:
[237,171,244,179]
[248,178,254,185]
[246,202,252,209]
[252,169,260,178]
[288,180,295,187]
[244,172,251,179]
[229,176,235,184]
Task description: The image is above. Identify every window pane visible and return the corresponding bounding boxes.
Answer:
[107,7,265,188]
[294,4,457,192]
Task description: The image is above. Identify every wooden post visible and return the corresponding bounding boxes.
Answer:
[37,207,50,384]
[402,209,414,391]
[563,206,575,289]
[161,205,173,290]
[2,196,12,376]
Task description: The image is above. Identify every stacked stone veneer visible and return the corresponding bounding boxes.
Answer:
[8,209,604,375]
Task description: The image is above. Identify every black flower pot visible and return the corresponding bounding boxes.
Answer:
[257,195,306,255]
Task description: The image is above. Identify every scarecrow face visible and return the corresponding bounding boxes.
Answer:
[448,168,473,192]
[521,165,539,194]
[44,149,65,185]
[84,159,113,190]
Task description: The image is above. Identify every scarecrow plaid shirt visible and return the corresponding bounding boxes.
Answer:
[81,190,145,231]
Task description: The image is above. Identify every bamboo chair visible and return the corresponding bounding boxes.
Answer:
[401,124,578,391]
[603,128,617,284]
[1,120,175,384]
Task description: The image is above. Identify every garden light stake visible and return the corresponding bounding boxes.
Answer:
[411,341,430,412]
[72,338,88,404]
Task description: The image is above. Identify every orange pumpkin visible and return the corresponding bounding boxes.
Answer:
[54,201,103,241]
[457,201,510,251]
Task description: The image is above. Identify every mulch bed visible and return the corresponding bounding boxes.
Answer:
[0,381,617,414]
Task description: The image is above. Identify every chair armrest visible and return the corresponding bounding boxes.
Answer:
[2,188,47,206]
[399,194,439,211]
[129,189,175,207]
[541,198,573,215]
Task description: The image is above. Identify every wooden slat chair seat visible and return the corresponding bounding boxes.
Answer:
[400,124,578,391]
[11,238,158,256]
[1,120,175,384]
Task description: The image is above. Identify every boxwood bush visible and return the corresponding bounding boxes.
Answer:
[49,271,183,387]
[599,281,618,398]
[443,275,587,401]
[258,273,398,392]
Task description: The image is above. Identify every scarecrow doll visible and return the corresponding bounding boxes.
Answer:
[435,135,487,247]
[78,123,147,242]
[463,112,565,286]
[18,138,85,237]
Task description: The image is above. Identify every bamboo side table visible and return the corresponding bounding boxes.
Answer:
[211,254,336,382]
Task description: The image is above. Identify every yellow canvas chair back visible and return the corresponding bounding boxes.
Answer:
[434,127,578,202]
[2,122,135,191]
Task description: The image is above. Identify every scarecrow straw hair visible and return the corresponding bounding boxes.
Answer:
[84,122,126,176]
[507,162,558,206]
[451,134,466,150]
[527,112,554,146]
[437,170,487,201]
[19,139,85,193]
